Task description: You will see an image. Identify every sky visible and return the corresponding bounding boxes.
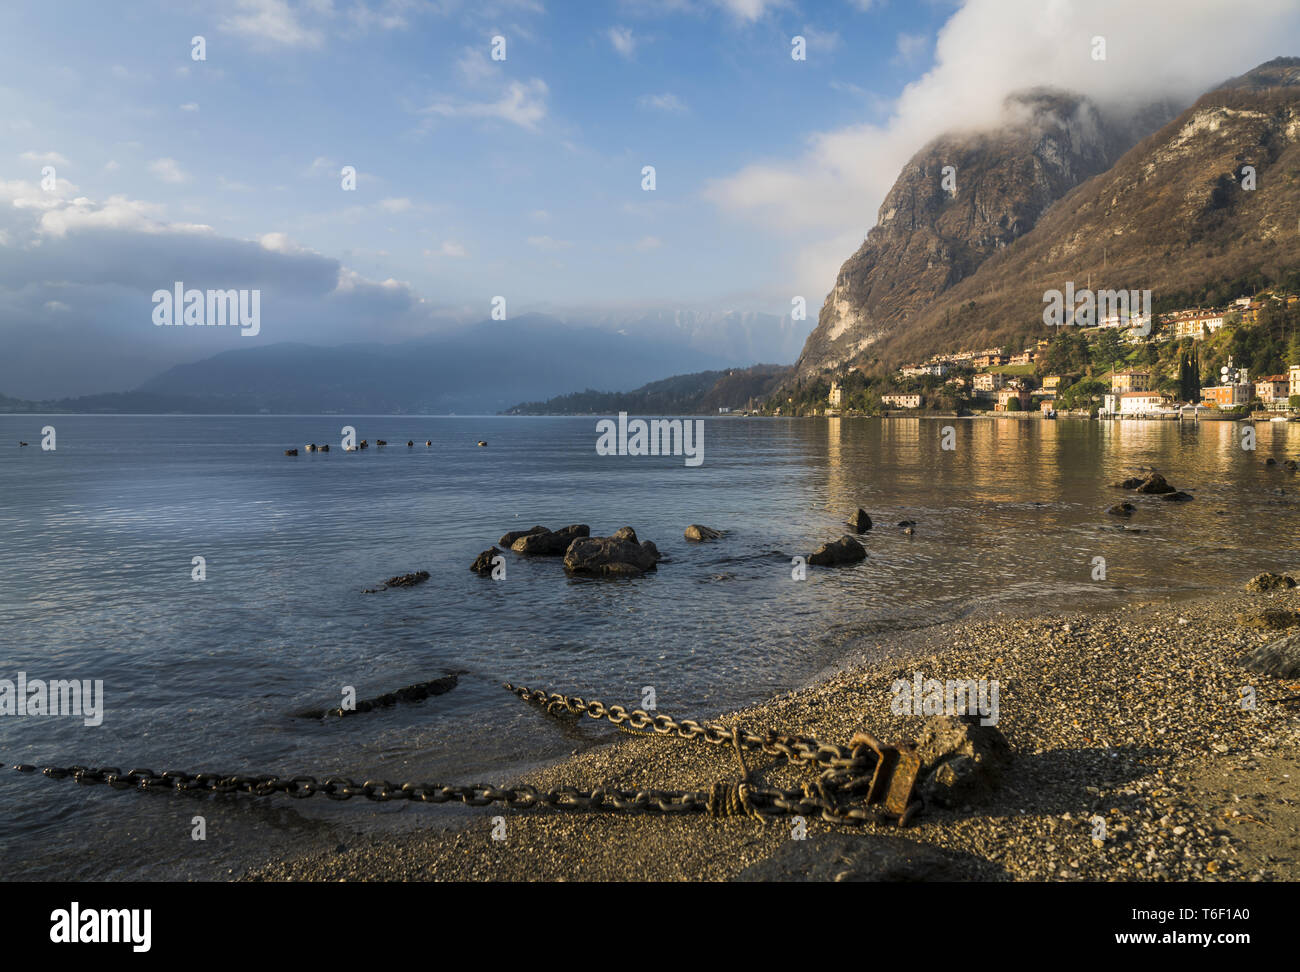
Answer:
[3,0,1300,397]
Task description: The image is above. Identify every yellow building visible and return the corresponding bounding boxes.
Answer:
[1110,370,1151,393]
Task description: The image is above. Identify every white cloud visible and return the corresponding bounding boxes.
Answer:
[20,151,68,165]
[259,231,314,254]
[31,193,212,238]
[633,235,661,251]
[44,300,70,312]
[638,92,687,112]
[426,241,467,257]
[148,157,190,184]
[180,102,200,112]
[220,0,326,49]
[894,31,929,66]
[378,197,412,213]
[608,26,637,58]
[423,78,549,131]
[527,235,572,251]
[713,0,785,22]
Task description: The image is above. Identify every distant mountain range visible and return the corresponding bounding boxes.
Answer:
[505,364,792,415]
[0,314,777,414]
[791,57,1300,382]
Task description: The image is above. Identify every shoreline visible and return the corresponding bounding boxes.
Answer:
[246,584,1299,882]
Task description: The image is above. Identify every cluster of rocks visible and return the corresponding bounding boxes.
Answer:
[1107,470,1193,511]
[804,509,917,568]
[1262,457,1299,471]
[472,523,664,577]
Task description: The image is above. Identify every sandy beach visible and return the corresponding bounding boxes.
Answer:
[246,583,1299,882]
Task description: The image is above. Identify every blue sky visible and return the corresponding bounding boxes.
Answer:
[3,0,1299,396]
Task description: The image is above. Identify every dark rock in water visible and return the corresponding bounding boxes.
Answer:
[407,440,414,447]
[903,526,915,535]
[848,508,873,532]
[477,440,488,447]
[1285,459,1298,471]
[1236,608,1300,630]
[512,523,589,555]
[284,449,298,456]
[500,525,548,547]
[425,440,431,447]
[376,439,388,446]
[1106,502,1135,516]
[1135,472,1175,494]
[912,714,1010,809]
[470,547,502,575]
[318,444,329,452]
[296,674,459,718]
[808,535,866,566]
[736,833,998,882]
[1162,490,1193,502]
[1245,572,1297,593]
[897,520,917,528]
[363,570,430,592]
[564,531,661,576]
[1265,457,1277,466]
[684,524,722,542]
[1109,476,1145,489]
[1241,633,1300,678]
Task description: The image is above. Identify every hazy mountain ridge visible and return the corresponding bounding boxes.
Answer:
[505,364,792,415]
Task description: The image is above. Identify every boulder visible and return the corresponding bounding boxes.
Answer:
[318,444,329,452]
[684,524,723,542]
[913,714,1011,808]
[1285,459,1298,471]
[1236,609,1300,630]
[808,535,867,566]
[897,520,917,528]
[1161,490,1194,502]
[512,523,589,555]
[382,570,429,588]
[1106,502,1136,516]
[470,547,502,575]
[1109,476,1145,489]
[284,449,298,456]
[1134,472,1175,495]
[500,525,548,547]
[1241,632,1300,678]
[848,508,873,532]
[1245,572,1297,593]
[564,531,661,576]
[736,833,995,882]
[1265,457,1277,466]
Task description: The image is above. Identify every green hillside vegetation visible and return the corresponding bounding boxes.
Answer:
[504,364,791,415]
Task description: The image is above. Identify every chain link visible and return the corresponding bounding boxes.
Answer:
[12,683,905,826]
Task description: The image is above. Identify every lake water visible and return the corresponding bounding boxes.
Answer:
[2,414,1297,879]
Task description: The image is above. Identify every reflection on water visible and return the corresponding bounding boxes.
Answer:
[0,414,1296,879]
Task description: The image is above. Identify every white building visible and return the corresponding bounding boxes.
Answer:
[1118,391,1170,415]
[882,393,923,409]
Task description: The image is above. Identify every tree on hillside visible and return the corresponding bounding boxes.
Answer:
[1093,328,1125,373]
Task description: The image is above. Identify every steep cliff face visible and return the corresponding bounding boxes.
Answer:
[865,58,1300,365]
[795,90,1171,379]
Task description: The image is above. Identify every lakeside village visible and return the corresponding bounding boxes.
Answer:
[776,288,1300,421]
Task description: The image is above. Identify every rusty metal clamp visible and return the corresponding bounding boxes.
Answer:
[850,731,924,826]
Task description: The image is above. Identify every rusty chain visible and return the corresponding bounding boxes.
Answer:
[11,683,920,826]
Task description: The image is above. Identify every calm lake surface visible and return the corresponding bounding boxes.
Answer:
[2,414,1298,879]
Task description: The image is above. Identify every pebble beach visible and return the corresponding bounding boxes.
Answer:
[247,583,1300,882]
